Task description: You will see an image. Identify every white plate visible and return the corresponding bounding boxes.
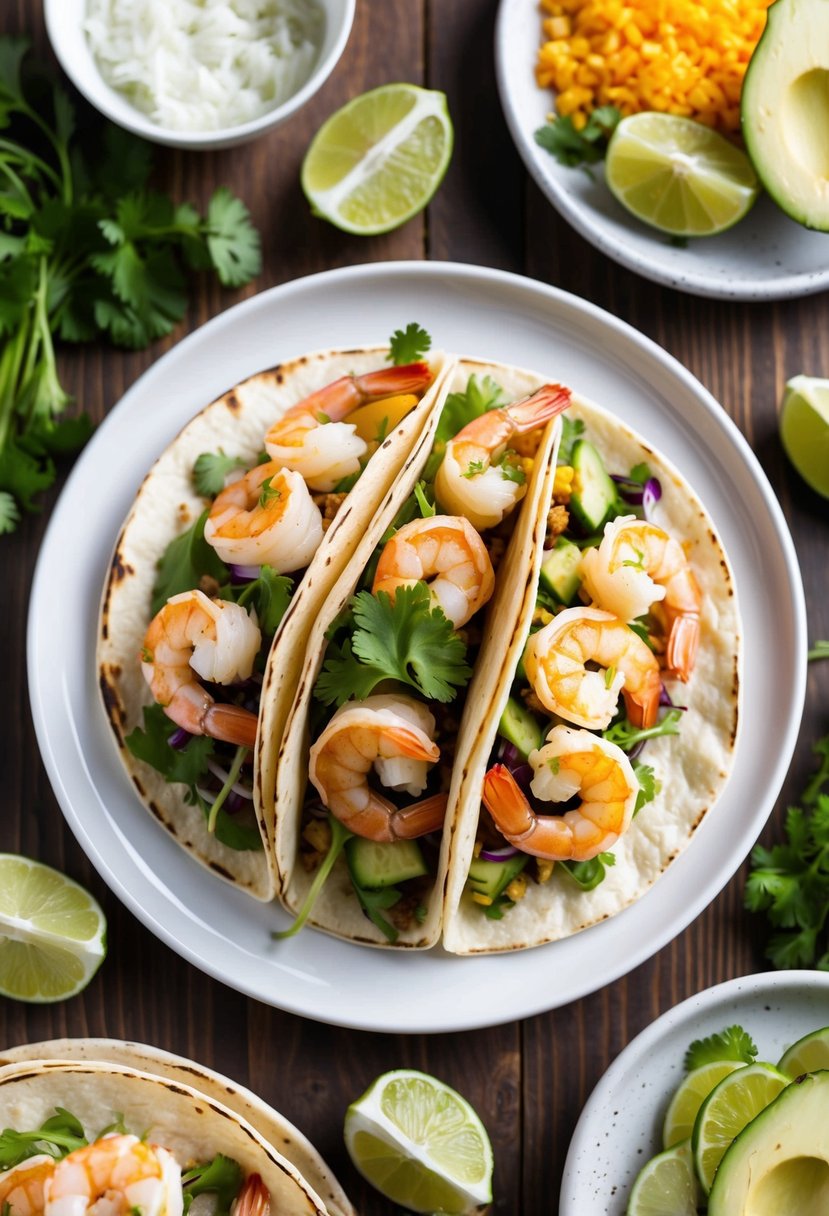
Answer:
[495,0,829,300]
[561,970,829,1214]
[28,261,805,1032]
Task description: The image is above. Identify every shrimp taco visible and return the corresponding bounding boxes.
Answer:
[267,358,571,947]
[0,1056,344,1216]
[0,1041,353,1216]
[439,388,741,953]
[99,334,451,900]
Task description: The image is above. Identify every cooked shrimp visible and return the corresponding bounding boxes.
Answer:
[309,694,448,842]
[265,362,433,492]
[43,1135,182,1216]
[523,606,661,730]
[434,383,571,530]
[142,589,261,747]
[580,515,702,680]
[0,1155,55,1216]
[482,726,638,862]
[372,515,495,629]
[204,461,323,572]
[232,1176,269,1216]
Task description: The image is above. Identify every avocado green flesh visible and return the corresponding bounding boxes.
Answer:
[742,0,829,230]
[708,1071,829,1215]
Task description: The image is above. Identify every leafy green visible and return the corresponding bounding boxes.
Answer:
[0,1108,86,1168]
[560,852,616,891]
[314,584,472,707]
[235,565,292,638]
[389,322,431,365]
[182,1155,243,1216]
[350,881,401,943]
[193,450,247,496]
[809,640,829,662]
[684,1026,758,1072]
[413,480,436,518]
[151,508,229,615]
[558,416,585,465]
[424,374,505,482]
[632,761,661,815]
[0,41,261,529]
[602,708,684,752]
[534,106,622,169]
[629,462,653,486]
[746,735,829,969]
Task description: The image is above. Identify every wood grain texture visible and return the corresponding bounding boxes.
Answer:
[2,1,828,1213]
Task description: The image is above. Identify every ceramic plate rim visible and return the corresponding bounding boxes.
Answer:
[27,261,806,1032]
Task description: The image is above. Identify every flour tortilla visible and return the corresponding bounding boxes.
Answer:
[0,1041,353,1216]
[98,347,451,901]
[271,358,561,947]
[441,388,741,953]
[0,1059,332,1216]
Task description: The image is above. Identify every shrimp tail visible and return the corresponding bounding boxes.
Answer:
[665,613,700,682]
[483,765,572,860]
[506,383,571,433]
[390,792,448,839]
[622,681,660,730]
[297,362,432,421]
[201,702,259,748]
[232,1176,269,1216]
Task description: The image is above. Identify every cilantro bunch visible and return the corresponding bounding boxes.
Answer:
[534,106,622,170]
[0,39,261,532]
[746,736,829,969]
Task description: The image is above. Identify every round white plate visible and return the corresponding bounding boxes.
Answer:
[496,0,829,300]
[561,970,829,1214]
[28,261,805,1032]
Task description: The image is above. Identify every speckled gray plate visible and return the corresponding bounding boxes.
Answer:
[496,0,829,300]
[560,971,829,1213]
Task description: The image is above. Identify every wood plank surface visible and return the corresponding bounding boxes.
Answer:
[2,1,827,1213]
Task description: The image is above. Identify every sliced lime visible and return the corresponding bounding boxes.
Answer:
[301,83,453,235]
[662,1060,745,1149]
[779,1025,829,1077]
[691,1061,789,1193]
[0,855,107,1002]
[605,112,759,237]
[344,1069,492,1214]
[627,1139,701,1216]
[779,375,829,498]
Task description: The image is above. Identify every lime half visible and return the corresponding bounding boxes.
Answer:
[0,855,107,1002]
[344,1069,492,1214]
[662,1060,745,1149]
[605,113,759,237]
[691,1062,789,1193]
[302,83,453,235]
[779,1025,829,1078]
[627,1139,701,1216]
[780,375,829,498]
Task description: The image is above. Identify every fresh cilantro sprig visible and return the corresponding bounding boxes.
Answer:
[193,450,247,496]
[632,761,660,815]
[0,1108,86,1168]
[746,735,829,968]
[315,584,472,707]
[182,1154,243,1216]
[151,508,229,614]
[534,106,622,169]
[0,39,261,530]
[389,322,431,365]
[561,851,616,891]
[234,565,292,638]
[602,708,684,752]
[685,1026,758,1071]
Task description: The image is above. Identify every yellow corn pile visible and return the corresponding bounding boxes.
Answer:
[537,0,773,135]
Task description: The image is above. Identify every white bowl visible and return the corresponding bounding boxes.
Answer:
[44,0,355,150]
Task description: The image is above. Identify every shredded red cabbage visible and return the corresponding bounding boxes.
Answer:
[642,478,662,519]
[229,563,259,581]
[168,726,192,750]
[611,475,645,505]
[480,845,520,862]
[496,739,521,769]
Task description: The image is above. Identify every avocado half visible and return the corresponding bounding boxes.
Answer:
[742,0,829,230]
[708,1071,829,1215]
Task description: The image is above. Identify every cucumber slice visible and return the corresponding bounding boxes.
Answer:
[539,536,582,605]
[498,697,544,760]
[345,838,427,889]
[467,854,528,901]
[570,439,619,532]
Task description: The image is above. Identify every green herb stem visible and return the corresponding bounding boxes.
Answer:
[808,640,829,662]
[272,816,353,940]
[206,745,248,834]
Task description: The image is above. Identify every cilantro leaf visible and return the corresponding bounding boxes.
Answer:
[534,106,622,169]
[685,1026,758,1071]
[389,322,432,365]
[152,509,229,615]
[632,762,661,815]
[315,585,472,707]
[0,491,20,534]
[0,1108,87,1168]
[125,703,215,789]
[560,852,615,891]
[182,1155,243,1216]
[235,565,292,637]
[193,451,248,496]
[602,708,683,752]
[629,462,652,486]
[558,416,585,465]
[205,188,261,287]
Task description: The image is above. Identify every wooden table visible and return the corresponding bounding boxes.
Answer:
[3,2,828,1211]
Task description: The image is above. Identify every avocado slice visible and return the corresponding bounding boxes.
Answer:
[742,1,829,230]
[709,1070,829,1215]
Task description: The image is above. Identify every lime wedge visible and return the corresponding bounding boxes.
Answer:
[779,1025,829,1077]
[627,1139,701,1216]
[301,83,453,235]
[779,375,829,498]
[662,1061,745,1148]
[344,1069,492,1213]
[691,1062,789,1193]
[605,113,759,237]
[0,855,107,1002]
